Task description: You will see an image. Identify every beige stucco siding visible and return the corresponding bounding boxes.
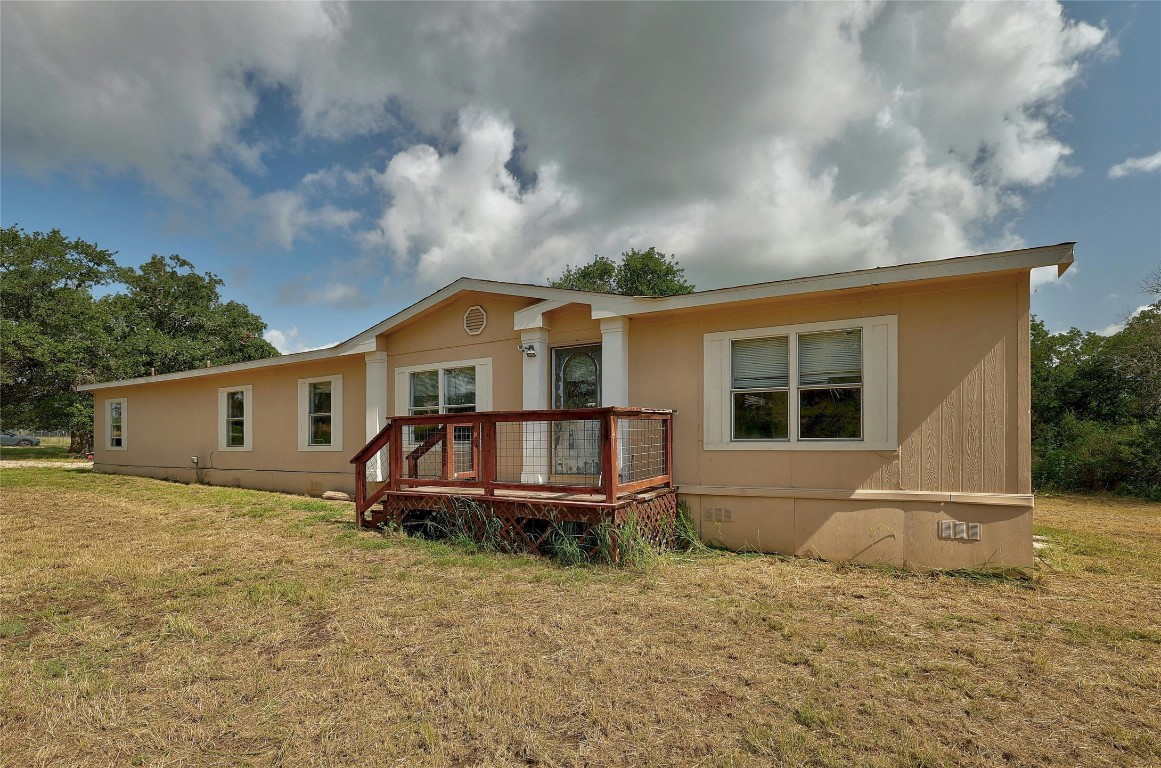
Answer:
[92,355,367,495]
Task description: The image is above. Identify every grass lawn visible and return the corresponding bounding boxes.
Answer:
[0,436,85,462]
[1,468,1158,767]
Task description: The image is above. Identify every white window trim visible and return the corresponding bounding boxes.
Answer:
[106,397,127,451]
[704,315,898,451]
[298,374,343,452]
[218,385,253,452]
[393,357,493,416]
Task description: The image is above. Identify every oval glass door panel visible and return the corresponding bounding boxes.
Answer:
[553,345,601,409]
[551,345,602,479]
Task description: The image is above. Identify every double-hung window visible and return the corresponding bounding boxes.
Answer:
[797,329,863,440]
[106,398,127,450]
[218,385,253,451]
[298,375,344,451]
[705,316,896,450]
[731,336,790,440]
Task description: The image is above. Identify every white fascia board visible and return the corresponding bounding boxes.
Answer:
[622,243,1075,318]
[76,343,370,392]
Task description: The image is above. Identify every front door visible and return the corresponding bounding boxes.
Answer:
[551,345,602,478]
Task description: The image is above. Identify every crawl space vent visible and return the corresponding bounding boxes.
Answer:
[464,305,487,336]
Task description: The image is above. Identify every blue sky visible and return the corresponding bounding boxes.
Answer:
[3,2,1158,352]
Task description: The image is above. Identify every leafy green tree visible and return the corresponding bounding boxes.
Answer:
[1030,273,1161,498]
[1,227,279,453]
[552,247,694,296]
[99,255,278,379]
[1,226,119,447]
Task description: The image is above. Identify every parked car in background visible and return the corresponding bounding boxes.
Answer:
[0,431,40,447]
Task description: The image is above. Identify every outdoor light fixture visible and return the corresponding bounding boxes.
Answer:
[518,343,537,357]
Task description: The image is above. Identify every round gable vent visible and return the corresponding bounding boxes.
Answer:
[464,304,487,336]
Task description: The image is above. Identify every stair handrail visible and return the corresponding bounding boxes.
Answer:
[351,419,393,516]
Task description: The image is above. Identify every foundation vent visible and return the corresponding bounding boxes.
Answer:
[704,507,733,523]
[464,305,487,336]
[939,520,981,541]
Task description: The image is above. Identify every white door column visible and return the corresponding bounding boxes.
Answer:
[364,350,389,481]
[520,329,550,411]
[520,328,550,482]
[365,351,390,440]
[600,317,629,407]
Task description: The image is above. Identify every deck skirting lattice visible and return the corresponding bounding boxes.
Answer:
[361,488,678,561]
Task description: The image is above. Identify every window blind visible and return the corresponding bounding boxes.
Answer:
[798,329,862,386]
[732,336,789,389]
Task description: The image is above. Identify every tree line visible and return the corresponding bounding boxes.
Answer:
[1031,265,1161,498]
[1,226,278,451]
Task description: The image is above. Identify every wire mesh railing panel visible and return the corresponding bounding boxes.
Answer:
[364,441,390,485]
[494,418,603,487]
[617,418,668,484]
[453,425,475,474]
[400,424,445,480]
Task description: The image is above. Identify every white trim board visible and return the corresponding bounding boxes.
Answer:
[679,485,1034,507]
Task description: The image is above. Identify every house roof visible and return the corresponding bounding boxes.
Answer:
[77,241,1074,392]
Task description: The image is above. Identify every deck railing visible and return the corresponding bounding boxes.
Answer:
[351,407,673,516]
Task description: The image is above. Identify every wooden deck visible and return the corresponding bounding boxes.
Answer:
[351,407,677,558]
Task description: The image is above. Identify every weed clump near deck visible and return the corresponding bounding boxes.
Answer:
[390,496,702,568]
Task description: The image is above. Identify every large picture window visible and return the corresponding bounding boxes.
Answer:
[704,316,896,451]
[298,375,344,452]
[218,385,253,451]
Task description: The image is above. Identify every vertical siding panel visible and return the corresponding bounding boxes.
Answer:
[883,457,901,491]
[963,362,983,492]
[900,430,920,490]
[984,338,1007,492]
[922,409,940,491]
[942,387,960,492]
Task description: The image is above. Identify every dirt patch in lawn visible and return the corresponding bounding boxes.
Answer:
[1,467,1158,767]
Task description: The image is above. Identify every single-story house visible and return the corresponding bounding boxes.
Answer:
[80,242,1075,569]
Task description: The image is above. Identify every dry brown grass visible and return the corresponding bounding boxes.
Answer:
[2,467,1158,767]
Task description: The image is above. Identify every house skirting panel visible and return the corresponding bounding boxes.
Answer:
[682,493,1033,570]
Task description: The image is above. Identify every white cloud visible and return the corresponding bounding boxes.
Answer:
[259,190,359,250]
[2,2,1107,290]
[1108,150,1161,179]
[1099,304,1151,337]
[264,326,337,354]
[363,107,582,286]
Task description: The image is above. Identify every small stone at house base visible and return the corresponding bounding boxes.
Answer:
[322,491,352,502]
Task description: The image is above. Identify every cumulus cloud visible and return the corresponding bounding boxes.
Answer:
[264,326,337,354]
[1108,150,1161,179]
[363,107,582,285]
[2,2,1107,291]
